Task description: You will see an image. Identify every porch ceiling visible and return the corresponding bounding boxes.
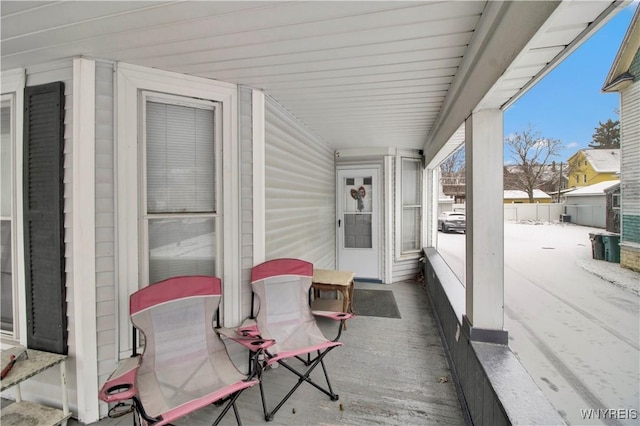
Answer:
[0,1,624,155]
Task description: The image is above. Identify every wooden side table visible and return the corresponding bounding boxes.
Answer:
[310,269,355,329]
[1,346,71,426]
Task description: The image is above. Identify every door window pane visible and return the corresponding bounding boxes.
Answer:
[343,175,373,249]
[344,176,372,213]
[344,214,372,249]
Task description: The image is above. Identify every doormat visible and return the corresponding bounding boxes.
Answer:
[352,289,401,319]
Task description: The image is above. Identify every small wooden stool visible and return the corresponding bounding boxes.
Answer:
[310,269,355,329]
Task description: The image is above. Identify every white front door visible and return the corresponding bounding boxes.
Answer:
[337,167,381,280]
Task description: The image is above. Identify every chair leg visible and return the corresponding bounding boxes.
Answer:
[259,348,339,421]
[232,401,242,426]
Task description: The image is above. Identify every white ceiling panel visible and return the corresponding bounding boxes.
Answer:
[1,0,624,153]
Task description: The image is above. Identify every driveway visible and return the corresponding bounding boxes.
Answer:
[436,222,640,426]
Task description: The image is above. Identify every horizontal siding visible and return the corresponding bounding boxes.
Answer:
[621,84,639,216]
[392,258,421,282]
[94,61,116,418]
[265,96,335,268]
[238,86,254,319]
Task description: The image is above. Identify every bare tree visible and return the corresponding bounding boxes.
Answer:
[504,125,563,203]
[439,144,466,202]
[440,144,465,175]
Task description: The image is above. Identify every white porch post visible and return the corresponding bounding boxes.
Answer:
[464,109,507,344]
[72,58,99,422]
[424,167,439,249]
[252,90,266,265]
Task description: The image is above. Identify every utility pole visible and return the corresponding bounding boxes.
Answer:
[557,162,563,203]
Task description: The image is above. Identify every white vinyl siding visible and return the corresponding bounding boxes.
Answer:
[238,86,254,316]
[264,96,335,268]
[621,83,640,217]
[94,60,116,419]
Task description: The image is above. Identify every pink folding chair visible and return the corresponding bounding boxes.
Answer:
[99,276,272,426]
[244,258,353,421]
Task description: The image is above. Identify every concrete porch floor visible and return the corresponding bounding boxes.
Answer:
[78,280,465,426]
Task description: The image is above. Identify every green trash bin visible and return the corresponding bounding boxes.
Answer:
[602,234,621,263]
[589,233,605,260]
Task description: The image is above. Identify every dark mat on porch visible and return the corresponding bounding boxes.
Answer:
[352,289,401,319]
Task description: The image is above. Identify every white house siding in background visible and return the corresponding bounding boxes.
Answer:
[264,96,335,268]
[603,7,640,271]
[621,75,640,218]
[619,61,640,269]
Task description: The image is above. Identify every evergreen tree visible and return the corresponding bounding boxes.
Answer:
[589,119,620,149]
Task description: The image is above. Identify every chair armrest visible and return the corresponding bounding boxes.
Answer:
[216,327,275,351]
[99,355,140,403]
[237,319,260,337]
[312,310,354,321]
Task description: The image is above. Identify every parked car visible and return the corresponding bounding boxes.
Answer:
[438,211,466,233]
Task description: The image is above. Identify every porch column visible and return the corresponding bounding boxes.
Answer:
[424,167,439,249]
[464,109,507,344]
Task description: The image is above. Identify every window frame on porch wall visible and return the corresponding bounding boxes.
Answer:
[394,150,424,261]
[115,63,240,358]
[0,69,26,345]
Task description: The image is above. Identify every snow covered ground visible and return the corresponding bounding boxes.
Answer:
[507,221,639,296]
[436,221,640,426]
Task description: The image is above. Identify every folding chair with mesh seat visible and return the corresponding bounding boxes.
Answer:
[98,276,273,426]
[243,258,353,421]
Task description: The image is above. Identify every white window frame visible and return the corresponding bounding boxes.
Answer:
[1,69,25,345]
[138,92,223,287]
[395,153,423,260]
[116,63,239,357]
[612,193,620,209]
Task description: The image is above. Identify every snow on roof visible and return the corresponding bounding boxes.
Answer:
[583,149,620,173]
[503,189,552,199]
[565,180,620,196]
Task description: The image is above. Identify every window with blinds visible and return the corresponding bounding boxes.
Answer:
[142,93,221,284]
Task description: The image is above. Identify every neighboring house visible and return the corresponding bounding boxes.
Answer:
[603,5,640,272]
[566,149,621,187]
[440,172,466,203]
[503,189,552,204]
[604,182,621,233]
[564,180,621,229]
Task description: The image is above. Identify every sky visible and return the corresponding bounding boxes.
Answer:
[503,1,638,163]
